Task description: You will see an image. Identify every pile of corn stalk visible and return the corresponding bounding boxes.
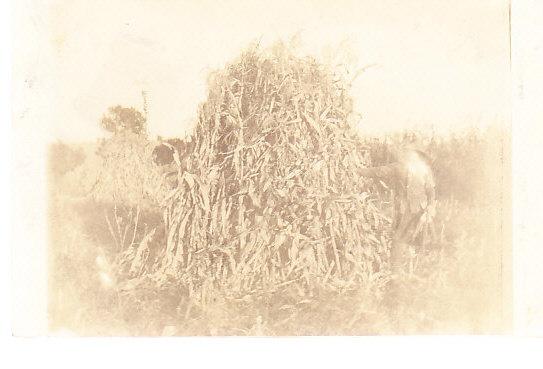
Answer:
[92,132,167,207]
[157,44,391,298]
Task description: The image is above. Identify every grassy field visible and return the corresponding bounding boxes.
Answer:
[48,45,509,336]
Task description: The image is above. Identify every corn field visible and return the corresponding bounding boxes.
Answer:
[48,43,507,335]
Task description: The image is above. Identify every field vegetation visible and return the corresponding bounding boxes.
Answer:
[48,43,509,335]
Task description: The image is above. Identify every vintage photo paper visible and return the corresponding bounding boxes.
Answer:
[11,0,522,336]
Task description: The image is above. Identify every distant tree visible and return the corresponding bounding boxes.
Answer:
[100,105,146,135]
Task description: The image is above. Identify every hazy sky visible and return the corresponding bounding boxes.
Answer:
[13,0,510,141]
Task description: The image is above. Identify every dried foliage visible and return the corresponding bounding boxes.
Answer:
[154,44,391,299]
[92,132,167,207]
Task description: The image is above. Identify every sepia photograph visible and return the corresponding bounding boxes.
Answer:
[10,0,516,337]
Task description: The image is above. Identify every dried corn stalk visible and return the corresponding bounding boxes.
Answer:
[158,43,391,296]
